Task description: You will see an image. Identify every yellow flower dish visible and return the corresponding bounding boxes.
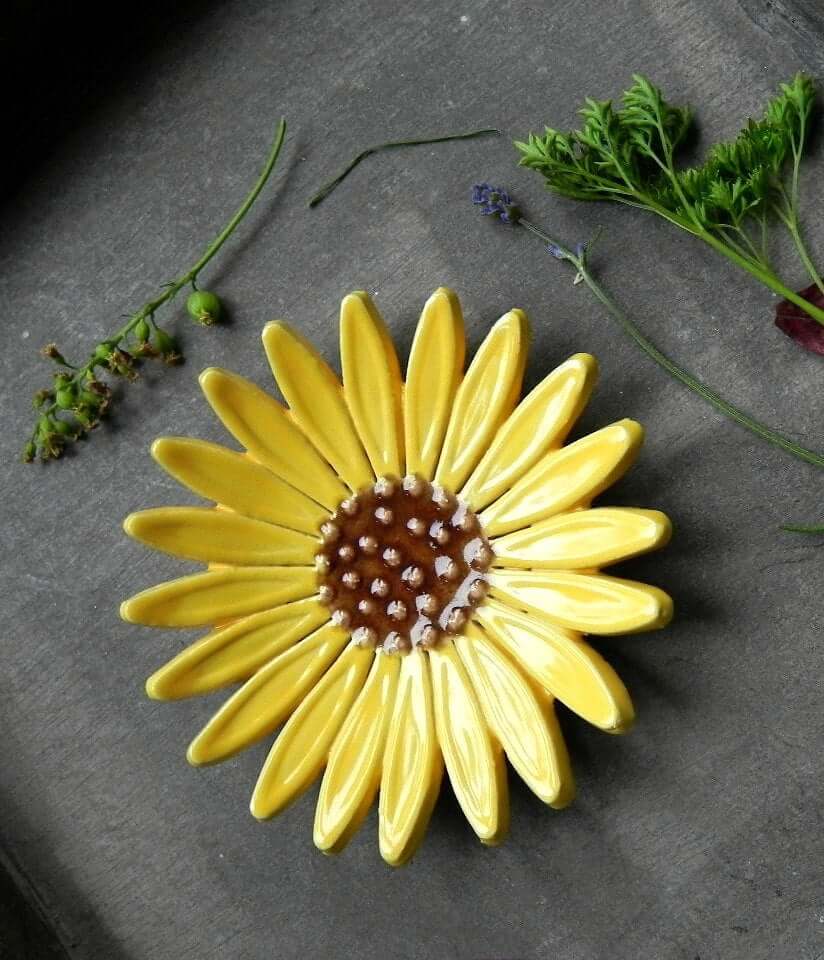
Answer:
[120,287,673,866]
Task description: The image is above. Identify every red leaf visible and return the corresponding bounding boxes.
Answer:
[775,283,824,355]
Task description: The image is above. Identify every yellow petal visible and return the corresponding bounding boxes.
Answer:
[455,624,574,808]
[476,599,635,732]
[199,367,348,511]
[489,568,673,635]
[492,507,672,570]
[435,309,529,491]
[379,649,443,866]
[262,322,374,492]
[429,640,509,845]
[314,653,400,853]
[340,292,404,478]
[403,287,465,479]
[120,566,316,628]
[460,353,597,510]
[145,598,329,700]
[187,621,349,764]
[251,643,373,819]
[124,507,318,566]
[479,419,643,537]
[151,437,328,536]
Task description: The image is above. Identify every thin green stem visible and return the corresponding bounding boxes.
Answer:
[187,119,287,281]
[758,209,770,267]
[308,127,500,207]
[729,220,770,269]
[602,127,639,193]
[790,112,804,220]
[651,113,708,235]
[782,523,824,533]
[579,263,824,466]
[716,226,762,265]
[698,227,824,325]
[517,215,824,469]
[101,118,287,360]
[789,221,824,296]
[774,176,824,296]
[91,120,287,376]
[26,120,288,460]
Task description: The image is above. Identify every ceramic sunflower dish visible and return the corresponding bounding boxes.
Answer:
[121,287,673,866]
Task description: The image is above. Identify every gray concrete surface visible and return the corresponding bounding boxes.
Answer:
[1,1,823,958]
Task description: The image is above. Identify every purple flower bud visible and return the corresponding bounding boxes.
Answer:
[472,183,519,224]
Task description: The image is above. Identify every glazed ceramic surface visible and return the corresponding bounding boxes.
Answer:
[120,288,672,866]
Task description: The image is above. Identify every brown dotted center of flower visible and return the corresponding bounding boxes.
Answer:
[316,475,493,653]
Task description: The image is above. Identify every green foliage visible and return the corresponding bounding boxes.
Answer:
[516,73,812,222]
[516,74,824,325]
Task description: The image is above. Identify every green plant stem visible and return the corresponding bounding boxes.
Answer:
[128,117,288,332]
[771,179,824,296]
[308,127,500,207]
[577,173,824,324]
[27,119,287,452]
[776,202,824,293]
[517,216,824,469]
[698,226,824,325]
[785,217,824,296]
[782,523,824,533]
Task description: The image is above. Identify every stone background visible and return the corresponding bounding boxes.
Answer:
[1,1,823,958]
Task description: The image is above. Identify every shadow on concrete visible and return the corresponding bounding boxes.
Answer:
[0,0,226,204]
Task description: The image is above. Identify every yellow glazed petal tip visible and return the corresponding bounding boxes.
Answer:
[197,365,222,389]
[145,672,166,701]
[612,417,644,444]
[149,435,172,463]
[119,598,136,623]
[431,284,460,301]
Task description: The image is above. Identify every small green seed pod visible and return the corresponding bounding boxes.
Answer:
[55,386,77,409]
[153,328,177,354]
[52,418,75,436]
[186,290,222,325]
[152,328,182,364]
[78,389,101,407]
[134,318,151,342]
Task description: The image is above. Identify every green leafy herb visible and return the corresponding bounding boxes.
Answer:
[23,119,287,463]
[516,74,824,327]
[309,127,500,207]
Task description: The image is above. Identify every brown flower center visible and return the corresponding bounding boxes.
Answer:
[315,475,493,653]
